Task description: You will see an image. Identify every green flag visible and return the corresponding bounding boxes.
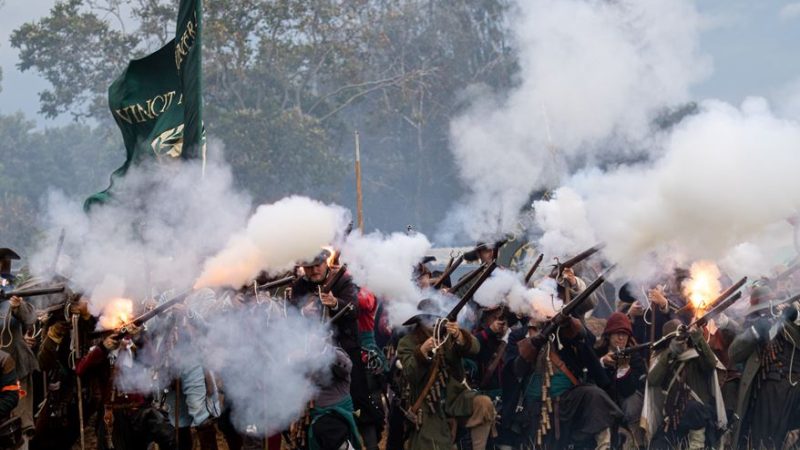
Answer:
[85,0,203,210]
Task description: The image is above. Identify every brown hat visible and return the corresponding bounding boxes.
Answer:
[603,312,633,336]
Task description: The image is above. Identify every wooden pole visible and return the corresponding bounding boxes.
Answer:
[355,130,364,231]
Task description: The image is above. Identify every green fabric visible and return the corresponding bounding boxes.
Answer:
[85,0,204,210]
[525,372,573,402]
[308,395,362,450]
[397,329,480,450]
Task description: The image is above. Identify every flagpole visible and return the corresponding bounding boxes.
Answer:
[355,131,364,231]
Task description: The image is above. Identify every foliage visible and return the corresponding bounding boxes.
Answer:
[5,0,516,253]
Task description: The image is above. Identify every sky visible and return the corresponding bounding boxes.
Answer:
[1,0,800,127]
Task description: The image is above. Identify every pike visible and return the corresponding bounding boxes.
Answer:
[1,285,66,301]
[524,253,544,284]
[432,255,464,290]
[89,291,190,339]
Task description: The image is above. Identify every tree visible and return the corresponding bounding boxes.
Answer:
[9,0,515,239]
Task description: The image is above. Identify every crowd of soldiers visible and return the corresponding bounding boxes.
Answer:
[0,239,798,450]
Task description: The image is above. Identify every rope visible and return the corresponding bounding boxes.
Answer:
[785,326,798,387]
[0,307,14,349]
[431,318,450,354]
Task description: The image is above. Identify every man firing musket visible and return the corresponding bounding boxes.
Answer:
[396,262,498,450]
[497,267,621,449]
[0,248,42,436]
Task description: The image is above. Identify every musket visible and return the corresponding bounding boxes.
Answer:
[748,292,800,316]
[549,244,606,279]
[518,266,615,369]
[675,277,747,316]
[448,263,487,294]
[446,262,498,322]
[319,264,347,322]
[653,291,745,347]
[89,291,190,339]
[321,265,347,294]
[407,262,498,428]
[326,303,355,325]
[539,265,614,338]
[432,255,464,290]
[524,253,544,284]
[1,285,66,301]
[256,275,295,292]
[613,341,652,359]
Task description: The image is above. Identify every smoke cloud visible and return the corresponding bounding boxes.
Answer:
[195,196,351,289]
[535,98,800,279]
[340,231,431,326]
[30,157,251,313]
[439,0,710,242]
[474,269,560,321]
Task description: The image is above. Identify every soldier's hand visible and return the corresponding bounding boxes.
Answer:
[23,331,37,349]
[103,335,120,351]
[8,296,22,309]
[70,299,91,319]
[445,321,464,344]
[648,287,668,310]
[601,352,616,367]
[628,301,644,318]
[562,268,577,287]
[319,292,338,308]
[420,337,435,356]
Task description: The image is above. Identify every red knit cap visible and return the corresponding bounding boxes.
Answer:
[603,312,633,336]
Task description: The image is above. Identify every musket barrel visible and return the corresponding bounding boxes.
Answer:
[524,253,544,284]
[432,255,464,289]
[258,275,295,291]
[446,262,498,322]
[1,285,66,300]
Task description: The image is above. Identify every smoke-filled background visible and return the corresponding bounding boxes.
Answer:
[3,0,800,259]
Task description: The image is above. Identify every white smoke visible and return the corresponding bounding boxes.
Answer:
[474,269,560,321]
[535,98,800,280]
[198,307,336,434]
[439,0,710,242]
[195,196,351,289]
[30,157,251,313]
[340,231,431,326]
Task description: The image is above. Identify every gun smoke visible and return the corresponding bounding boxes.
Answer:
[439,0,709,244]
[340,231,431,326]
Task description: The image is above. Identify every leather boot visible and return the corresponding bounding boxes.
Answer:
[196,420,220,450]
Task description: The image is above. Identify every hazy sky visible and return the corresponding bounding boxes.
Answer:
[1,0,800,127]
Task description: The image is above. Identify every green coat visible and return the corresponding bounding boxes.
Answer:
[398,327,480,450]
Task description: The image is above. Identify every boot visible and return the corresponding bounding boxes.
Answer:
[687,428,705,450]
[178,427,193,450]
[470,421,492,450]
[595,428,611,450]
[196,420,220,450]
